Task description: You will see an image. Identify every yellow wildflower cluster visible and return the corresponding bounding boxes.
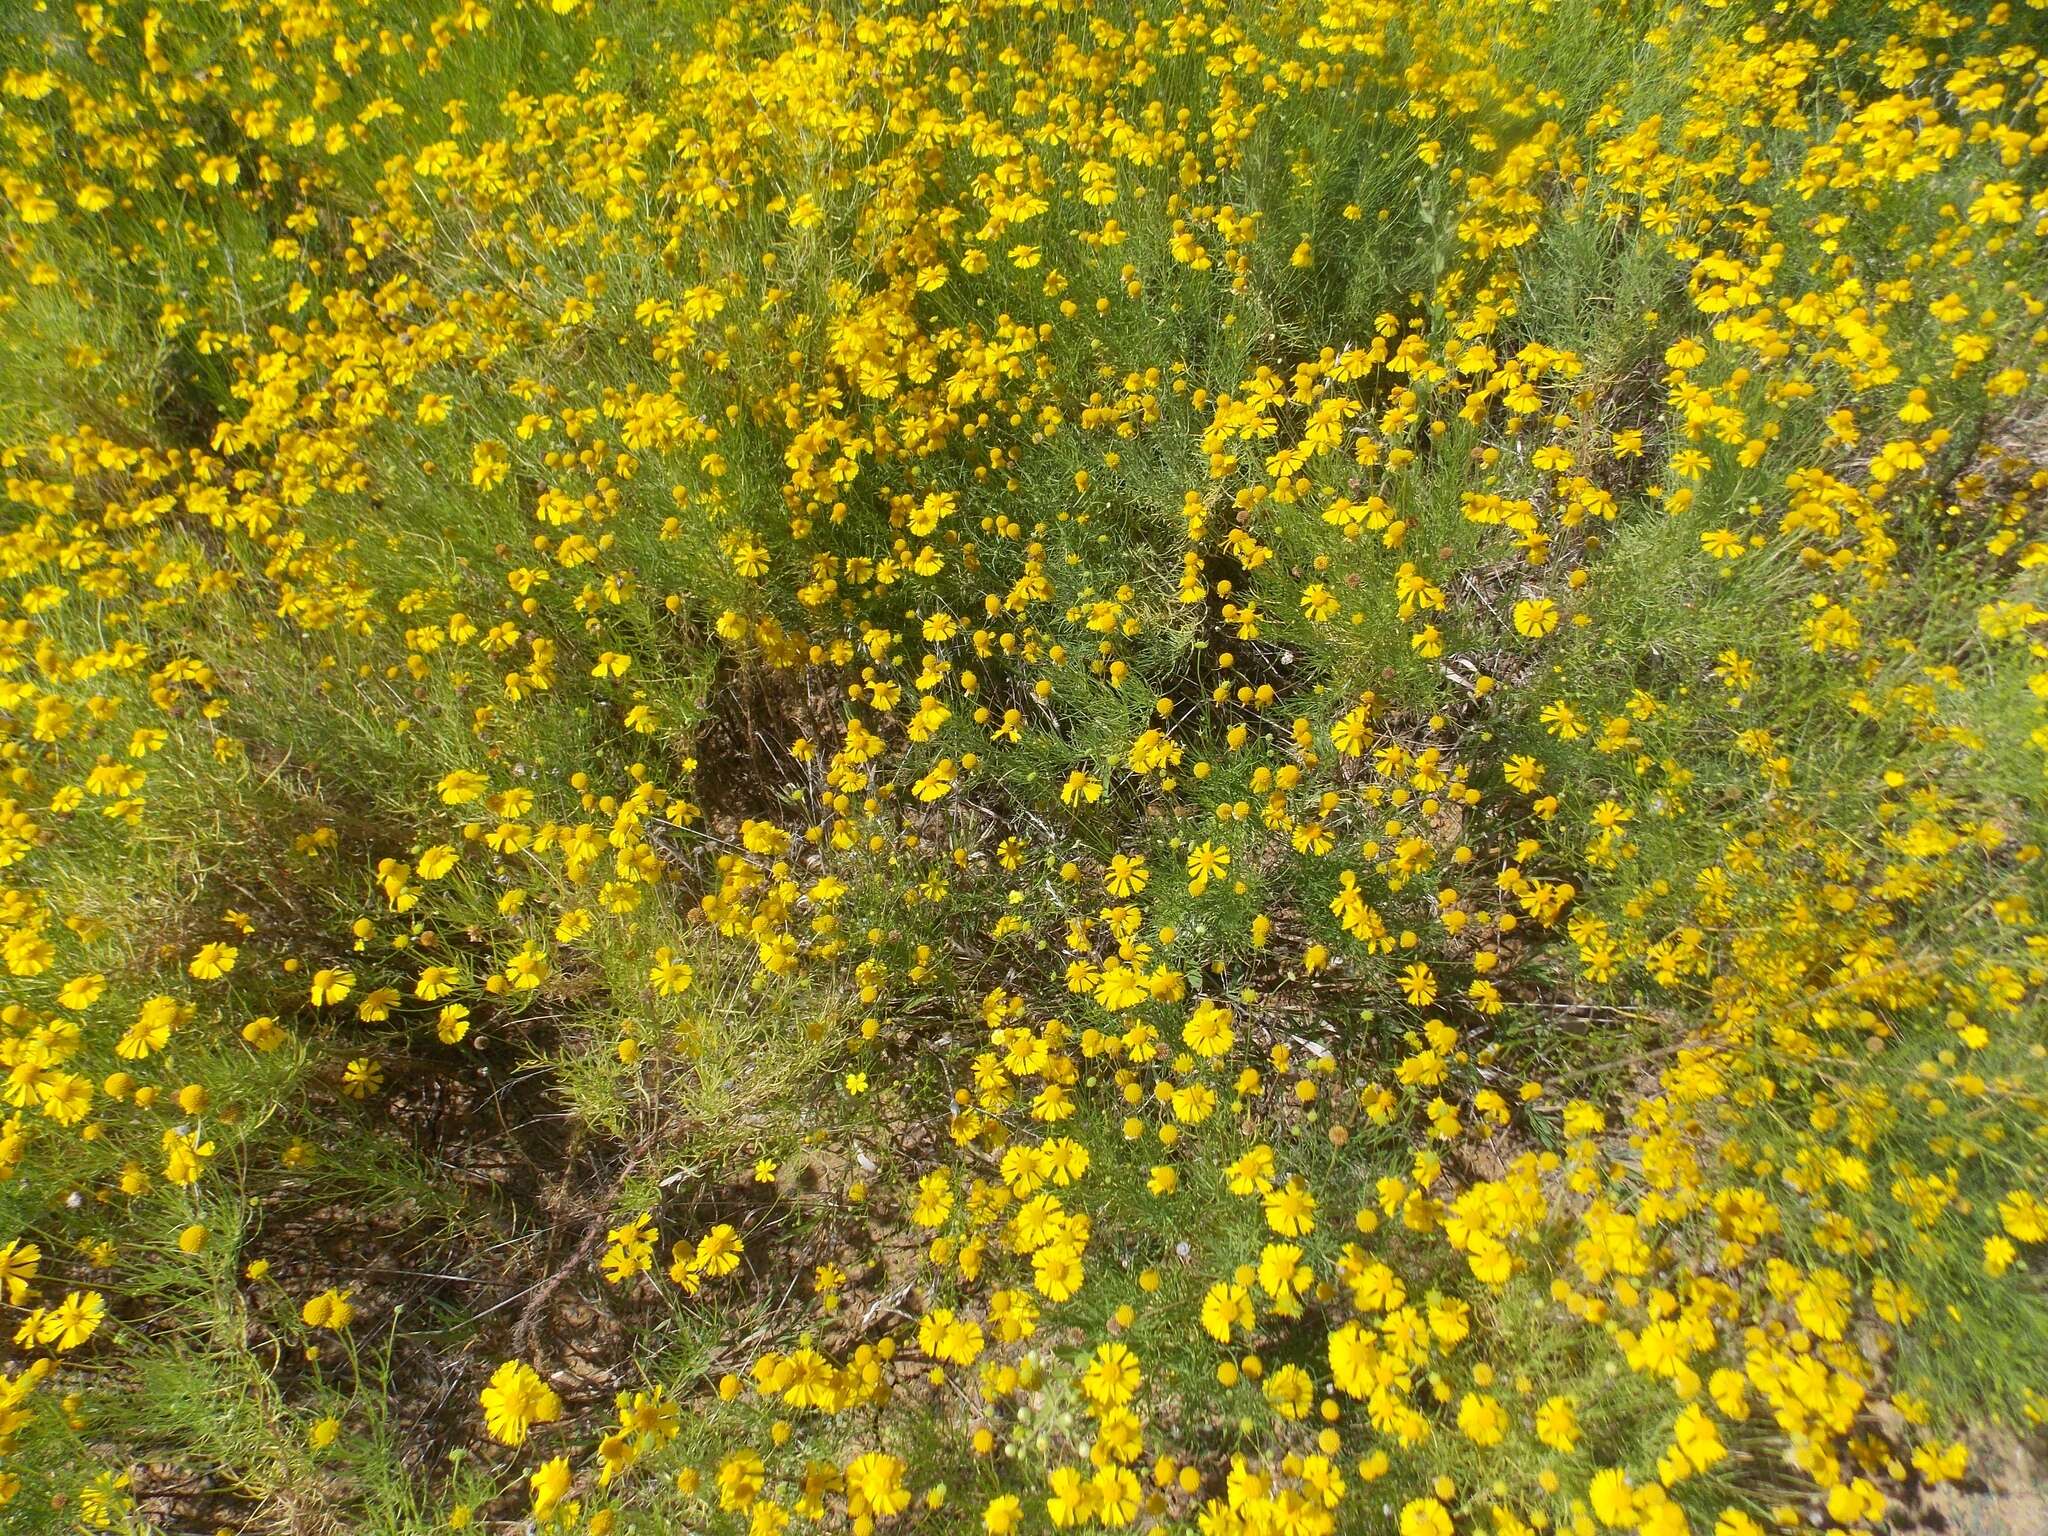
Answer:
[0,0,2044,1532]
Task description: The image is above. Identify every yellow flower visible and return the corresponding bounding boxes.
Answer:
[1534,1394,1580,1451]
[846,1452,911,1518]
[1589,1468,1635,1528]
[913,758,957,801]
[43,1289,105,1350]
[436,769,488,805]
[309,968,354,1007]
[1182,999,1235,1058]
[2000,1191,2045,1243]
[1399,1498,1452,1536]
[1512,597,1560,637]
[300,1288,355,1332]
[1331,705,1372,757]
[1185,840,1230,894]
[0,1239,40,1305]
[692,1224,744,1278]
[528,1456,573,1519]
[56,974,105,1011]
[1457,1390,1506,1446]
[187,942,238,980]
[1080,1341,1140,1408]
[480,1360,561,1447]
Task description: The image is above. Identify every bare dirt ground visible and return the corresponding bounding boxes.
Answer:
[1929,1431,2048,1536]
